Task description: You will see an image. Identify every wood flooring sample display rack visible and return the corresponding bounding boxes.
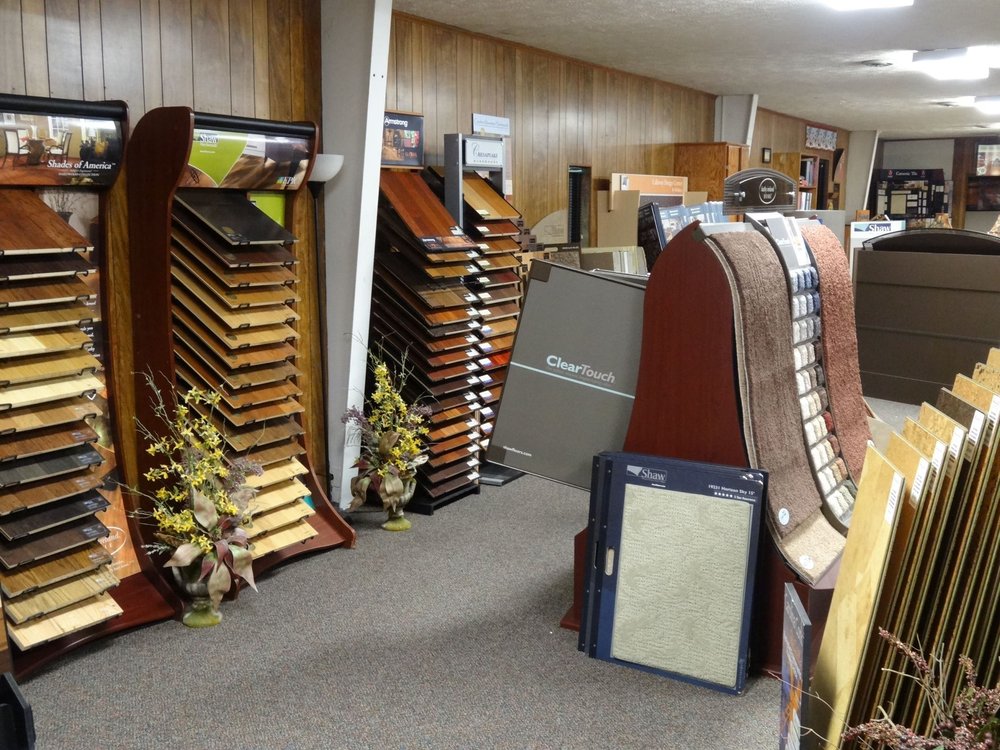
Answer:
[125,108,355,579]
[0,94,177,677]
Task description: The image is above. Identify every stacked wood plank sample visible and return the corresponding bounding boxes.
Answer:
[813,350,1000,748]
[170,190,318,554]
[374,170,490,511]
[0,190,121,650]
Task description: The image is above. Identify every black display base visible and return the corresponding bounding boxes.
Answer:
[0,672,34,750]
[408,483,481,515]
[478,462,524,487]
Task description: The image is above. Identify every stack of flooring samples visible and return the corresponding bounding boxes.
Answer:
[0,190,121,651]
[170,190,317,557]
[812,349,1000,748]
[751,216,857,533]
[375,171,493,510]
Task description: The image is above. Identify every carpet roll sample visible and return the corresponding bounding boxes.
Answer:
[580,452,764,695]
[706,231,845,584]
[800,223,871,483]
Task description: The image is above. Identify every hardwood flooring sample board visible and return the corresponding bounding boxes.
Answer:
[250,478,309,515]
[0,348,100,387]
[0,253,93,282]
[379,170,467,240]
[461,174,520,220]
[172,303,298,352]
[174,190,297,246]
[4,566,118,624]
[0,277,95,308]
[0,303,98,334]
[6,592,121,650]
[0,422,98,463]
[0,373,104,410]
[0,517,108,569]
[241,440,305,468]
[173,323,298,375]
[171,248,299,306]
[249,518,316,558]
[0,492,108,541]
[213,416,304,453]
[174,357,300,409]
[0,328,91,360]
[376,253,476,309]
[172,211,296,268]
[172,228,297,282]
[0,192,92,254]
[172,283,298,330]
[812,447,904,750]
[0,446,102,489]
[0,470,103,516]
[0,398,101,436]
[0,543,111,597]
[244,458,307,490]
[245,499,314,539]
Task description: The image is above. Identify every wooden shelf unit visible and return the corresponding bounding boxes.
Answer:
[0,94,177,678]
[671,142,749,201]
[124,107,355,580]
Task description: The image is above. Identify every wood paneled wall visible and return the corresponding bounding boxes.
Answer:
[0,0,328,477]
[386,13,716,228]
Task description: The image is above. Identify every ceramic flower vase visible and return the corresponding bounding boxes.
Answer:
[380,477,417,531]
[171,562,222,628]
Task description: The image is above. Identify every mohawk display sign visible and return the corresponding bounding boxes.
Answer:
[381,110,424,167]
[0,109,123,187]
[723,168,797,214]
[183,128,311,191]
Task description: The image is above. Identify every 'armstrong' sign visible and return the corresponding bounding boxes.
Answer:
[381,111,424,167]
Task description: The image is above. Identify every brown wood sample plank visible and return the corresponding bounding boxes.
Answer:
[0,422,98,463]
[0,192,93,254]
[475,251,521,270]
[249,478,309,515]
[172,225,298,282]
[474,283,521,305]
[0,253,93,282]
[6,591,122,649]
[0,542,111,598]
[172,279,299,329]
[478,316,518,337]
[376,252,476,309]
[0,276,96,308]
[249,518,317,558]
[0,348,100,388]
[0,398,102,437]
[172,247,299,306]
[0,329,92,361]
[424,471,479,498]
[374,275,478,327]
[0,446,103,489]
[172,299,299,351]
[172,210,297,268]
[245,498,314,539]
[0,302,98,334]
[240,439,305,468]
[0,516,108,569]
[174,323,299,376]
[478,299,520,321]
[461,174,520,220]
[0,492,107,541]
[173,190,297,246]
[4,565,118,624]
[213,415,305,453]
[185,382,303,428]
[370,304,478,352]
[379,170,467,239]
[174,356,300,409]
[471,269,522,288]
[0,373,104,411]
[426,443,479,469]
[469,219,520,238]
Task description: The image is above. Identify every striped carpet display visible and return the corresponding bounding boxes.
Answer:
[801,223,872,483]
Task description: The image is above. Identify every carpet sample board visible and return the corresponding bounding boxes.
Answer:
[811,446,903,750]
[580,452,765,695]
[800,223,871,483]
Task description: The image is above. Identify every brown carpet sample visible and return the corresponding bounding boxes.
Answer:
[707,231,844,583]
[801,223,871,481]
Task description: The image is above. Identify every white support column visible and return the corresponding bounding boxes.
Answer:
[714,94,758,146]
[843,130,880,220]
[319,0,393,508]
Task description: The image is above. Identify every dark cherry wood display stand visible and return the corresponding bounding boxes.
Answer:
[561,222,837,674]
[0,94,177,678]
[124,107,355,582]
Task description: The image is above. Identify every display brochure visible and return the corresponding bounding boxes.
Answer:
[382,111,424,167]
[780,582,814,750]
[183,128,310,191]
[579,452,766,695]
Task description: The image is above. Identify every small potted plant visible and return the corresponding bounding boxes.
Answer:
[342,357,431,530]
[130,374,260,627]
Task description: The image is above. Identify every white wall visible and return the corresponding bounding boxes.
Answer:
[880,138,955,179]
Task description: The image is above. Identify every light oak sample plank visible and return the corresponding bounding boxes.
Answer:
[461,174,520,220]
[240,439,305,468]
[249,478,309,515]
[6,592,122,649]
[0,349,101,388]
[249,518,316,559]
[0,542,111,597]
[0,373,104,411]
[210,415,304,453]
[174,323,299,376]
[174,356,300,408]
[243,457,307,490]
[171,281,298,330]
[172,248,298,307]
[0,328,91,360]
[4,566,118,624]
[0,398,101,437]
[244,498,314,539]
[0,303,98,334]
[172,296,298,350]
[0,191,92,254]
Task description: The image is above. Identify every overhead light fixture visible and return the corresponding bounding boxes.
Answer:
[824,0,913,9]
[911,48,990,80]
[974,97,1000,115]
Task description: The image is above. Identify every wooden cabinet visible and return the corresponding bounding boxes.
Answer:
[672,142,749,201]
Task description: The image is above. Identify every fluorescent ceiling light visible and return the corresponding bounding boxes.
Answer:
[974,97,1000,115]
[911,48,990,80]
[824,0,913,9]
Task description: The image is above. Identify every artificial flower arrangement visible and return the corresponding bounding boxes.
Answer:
[342,357,431,531]
[131,374,261,625]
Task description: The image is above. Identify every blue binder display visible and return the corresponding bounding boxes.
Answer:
[579,452,766,695]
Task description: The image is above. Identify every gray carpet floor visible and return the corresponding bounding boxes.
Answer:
[20,473,781,750]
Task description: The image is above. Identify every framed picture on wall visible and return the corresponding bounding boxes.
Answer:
[762,148,772,164]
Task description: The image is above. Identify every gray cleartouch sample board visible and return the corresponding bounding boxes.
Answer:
[486,262,646,489]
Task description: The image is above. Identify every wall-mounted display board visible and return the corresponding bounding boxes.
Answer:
[0,94,177,678]
[868,169,948,220]
[381,112,424,168]
[124,107,355,580]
